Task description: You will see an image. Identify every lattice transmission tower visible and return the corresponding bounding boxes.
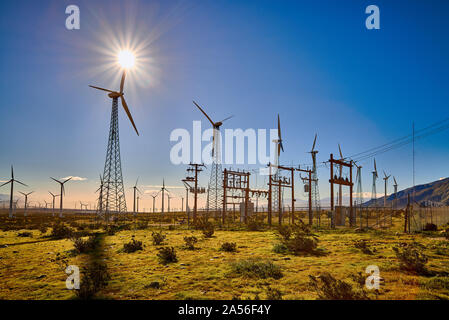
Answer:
[309,134,321,221]
[101,97,127,213]
[371,158,378,207]
[193,101,233,219]
[90,71,139,216]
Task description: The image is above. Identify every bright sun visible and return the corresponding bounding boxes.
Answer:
[118,50,135,69]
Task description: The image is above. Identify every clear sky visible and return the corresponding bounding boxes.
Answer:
[1,0,448,210]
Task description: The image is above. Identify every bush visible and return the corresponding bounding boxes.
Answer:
[444,228,449,240]
[106,224,120,235]
[202,222,215,238]
[277,225,292,241]
[276,222,320,255]
[247,220,263,231]
[72,236,96,254]
[393,243,428,274]
[50,222,73,239]
[266,287,283,300]
[424,223,438,231]
[184,236,198,250]
[123,238,143,253]
[75,262,110,299]
[152,231,166,245]
[17,231,33,237]
[39,226,48,234]
[308,273,369,300]
[272,243,289,254]
[157,247,178,264]
[353,240,374,255]
[230,259,283,279]
[220,242,237,252]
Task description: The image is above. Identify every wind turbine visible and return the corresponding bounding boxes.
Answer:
[371,159,378,207]
[193,101,233,218]
[393,177,398,210]
[271,115,285,222]
[50,177,72,217]
[89,54,139,214]
[49,192,60,217]
[0,166,27,218]
[383,170,391,208]
[19,191,33,217]
[149,192,159,213]
[44,200,50,210]
[131,178,142,215]
[308,134,321,220]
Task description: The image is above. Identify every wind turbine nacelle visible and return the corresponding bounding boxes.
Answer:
[108,92,122,99]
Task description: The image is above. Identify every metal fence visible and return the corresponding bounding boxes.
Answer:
[409,206,449,232]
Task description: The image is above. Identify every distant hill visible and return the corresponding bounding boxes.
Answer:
[364,177,449,208]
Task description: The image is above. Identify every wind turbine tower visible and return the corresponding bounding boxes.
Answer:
[308,134,321,219]
[383,170,391,208]
[0,166,27,218]
[371,159,378,207]
[51,177,72,218]
[19,191,33,217]
[271,115,284,220]
[89,58,139,215]
[355,163,363,207]
[393,177,398,209]
[49,192,60,217]
[193,101,233,219]
[132,178,141,215]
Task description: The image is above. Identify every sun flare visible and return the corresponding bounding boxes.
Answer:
[118,50,135,69]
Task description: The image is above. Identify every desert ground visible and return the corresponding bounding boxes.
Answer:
[0,212,448,300]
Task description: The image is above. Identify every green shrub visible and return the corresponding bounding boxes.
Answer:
[353,240,374,255]
[247,220,263,231]
[272,243,288,254]
[39,226,48,234]
[277,222,320,255]
[202,222,215,238]
[220,242,237,252]
[152,231,166,245]
[266,287,283,300]
[72,236,96,254]
[50,222,73,239]
[76,261,110,299]
[423,223,438,231]
[308,273,369,300]
[123,238,143,253]
[136,221,148,230]
[184,236,198,250]
[157,247,178,264]
[230,259,283,279]
[393,243,428,274]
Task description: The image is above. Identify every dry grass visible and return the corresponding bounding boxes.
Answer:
[0,214,448,300]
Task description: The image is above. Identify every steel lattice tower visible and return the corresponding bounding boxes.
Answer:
[310,151,321,217]
[207,128,223,219]
[101,98,127,214]
[371,158,378,208]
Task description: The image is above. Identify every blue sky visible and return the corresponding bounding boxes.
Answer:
[0,0,448,210]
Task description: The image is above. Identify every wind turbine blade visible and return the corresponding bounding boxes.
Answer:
[280,142,284,153]
[51,177,60,184]
[135,178,139,187]
[120,71,126,94]
[394,176,397,185]
[338,144,343,158]
[15,180,28,187]
[19,191,26,196]
[63,177,72,184]
[89,85,115,93]
[374,159,377,173]
[11,166,14,180]
[220,115,234,123]
[277,114,282,141]
[121,96,139,136]
[193,101,215,126]
[312,134,317,152]
[383,170,387,178]
[0,180,12,188]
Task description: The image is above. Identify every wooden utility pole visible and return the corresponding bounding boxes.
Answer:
[329,154,354,228]
[297,167,313,225]
[182,163,205,225]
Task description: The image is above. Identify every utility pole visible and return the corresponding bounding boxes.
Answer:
[297,166,313,225]
[183,163,205,225]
